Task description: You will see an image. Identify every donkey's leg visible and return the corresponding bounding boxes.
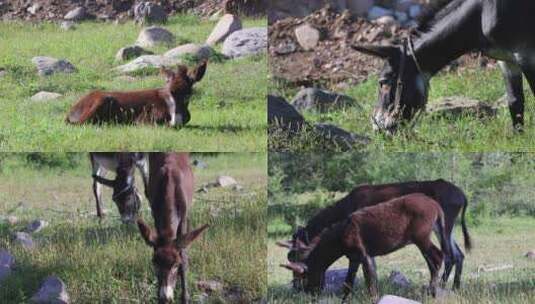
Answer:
[416,242,441,297]
[179,249,189,304]
[164,94,177,127]
[342,258,361,302]
[361,255,378,302]
[499,61,525,130]
[451,240,465,290]
[434,225,454,286]
[92,165,106,219]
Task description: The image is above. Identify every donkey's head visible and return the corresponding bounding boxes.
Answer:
[280,261,324,293]
[137,219,209,304]
[160,61,208,126]
[92,168,141,223]
[352,44,428,134]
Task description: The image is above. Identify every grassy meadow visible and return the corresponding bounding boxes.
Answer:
[268,153,535,303]
[269,67,535,152]
[0,153,267,303]
[0,15,266,151]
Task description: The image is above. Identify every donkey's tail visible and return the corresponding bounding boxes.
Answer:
[437,208,452,259]
[460,196,472,252]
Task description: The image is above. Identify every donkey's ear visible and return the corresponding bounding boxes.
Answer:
[188,60,207,83]
[92,175,115,188]
[177,224,209,248]
[351,44,400,59]
[137,218,157,247]
[160,67,175,81]
[280,262,307,274]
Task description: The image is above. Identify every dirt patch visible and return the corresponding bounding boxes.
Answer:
[269,6,494,88]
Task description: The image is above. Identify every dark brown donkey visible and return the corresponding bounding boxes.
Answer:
[281,193,451,302]
[278,179,471,289]
[66,61,207,127]
[137,153,209,304]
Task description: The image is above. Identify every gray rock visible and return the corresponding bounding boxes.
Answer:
[135,26,175,48]
[427,97,499,119]
[395,11,409,24]
[114,55,179,74]
[409,4,423,19]
[209,9,224,21]
[206,14,242,46]
[133,2,167,25]
[273,40,297,55]
[222,27,267,58]
[0,250,15,268]
[388,270,411,289]
[376,15,396,25]
[216,176,238,188]
[64,7,87,21]
[26,219,49,233]
[197,280,224,293]
[378,295,421,304]
[60,21,76,31]
[315,123,370,147]
[368,6,394,20]
[525,250,535,259]
[324,268,353,293]
[0,69,6,78]
[115,45,153,61]
[14,232,35,249]
[164,44,213,61]
[27,3,41,15]
[31,56,76,76]
[268,95,305,132]
[31,92,62,102]
[192,159,207,169]
[292,88,355,112]
[294,23,320,51]
[31,276,70,304]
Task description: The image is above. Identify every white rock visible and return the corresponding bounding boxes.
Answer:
[164,44,213,61]
[27,3,41,15]
[31,56,76,76]
[135,26,175,48]
[206,14,242,45]
[294,23,320,51]
[222,27,267,58]
[368,6,394,20]
[115,45,153,61]
[378,295,421,304]
[64,7,87,21]
[26,219,49,233]
[375,15,396,26]
[60,21,76,31]
[31,276,70,304]
[113,55,180,74]
[216,176,238,187]
[31,91,62,102]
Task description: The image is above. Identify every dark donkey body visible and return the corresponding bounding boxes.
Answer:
[66,62,207,127]
[352,0,535,132]
[282,193,451,301]
[137,153,209,304]
[282,179,471,289]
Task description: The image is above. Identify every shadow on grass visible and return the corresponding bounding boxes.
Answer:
[185,124,250,133]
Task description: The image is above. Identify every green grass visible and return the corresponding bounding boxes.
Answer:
[0,16,267,152]
[269,68,535,151]
[0,153,267,303]
[269,215,535,304]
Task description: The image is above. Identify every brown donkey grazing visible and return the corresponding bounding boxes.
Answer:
[281,193,452,302]
[66,61,207,127]
[91,152,144,223]
[278,179,471,289]
[137,153,209,304]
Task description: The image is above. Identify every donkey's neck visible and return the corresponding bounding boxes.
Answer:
[305,222,346,274]
[414,0,484,76]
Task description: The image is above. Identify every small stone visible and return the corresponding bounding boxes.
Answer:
[222,27,267,58]
[525,250,535,259]
[25,219,49,233]
[206,14,242,46]
[135,26,175,48]
[294,23,320,51]
[27,3,41,15]
[31,56,76,76]
[113,55,179,74]
[324,268,351,293]
[197,280,223,293]
[5,215,18,225]
[164,44,213,61]
[368,6,394,20]
[31,91,62,102]
[31,276,70,304]
[133,2,167,25]
[378,295,421,304]
[388,270,411,289]
[375,15,396,25]
[292,88,355,112]
[60,21,76,30]
[14,232,35,249]
[64,7,87,21]
[216,176,238,188]
[232,184,243,191]
[115,45,153,61]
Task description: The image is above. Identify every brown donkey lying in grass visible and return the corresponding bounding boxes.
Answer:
[66,61,207,127]
[281,193,451,302]
[137,152,209,304]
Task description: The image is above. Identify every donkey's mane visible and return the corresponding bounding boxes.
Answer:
[416,0,466,34]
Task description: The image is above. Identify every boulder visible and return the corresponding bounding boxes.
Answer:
[115,45,153,61]
[427,97,499,119]
[378,295,421,304]
[64,7,87,21]
[31,57,76,76]
[14,232,35,249]
[292,87,355,112]
[135,26,175,48]
[164,44,213,61]
[388,270,411,289]
[324,268,352,293]
[31,276,70,304]
[60,21,76,31]
[268,95,305,132]
[216,176,238,188]
[222,27,267,58]
[206,14,242,45]
[133,2,167,24]
[26,219,49,233]
[31,92,62,102]
[314,123,370,147]
[368,6,394,20]
[114,55,179,74]
[294,23,320,51]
